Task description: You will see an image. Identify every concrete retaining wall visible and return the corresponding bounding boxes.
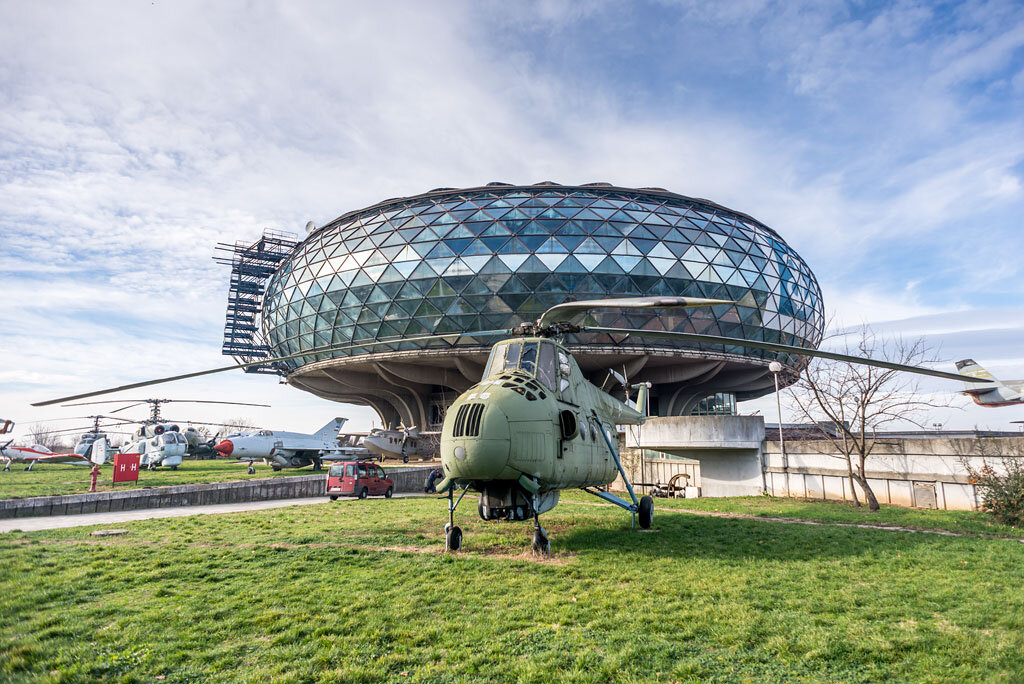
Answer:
[0,465,435,519]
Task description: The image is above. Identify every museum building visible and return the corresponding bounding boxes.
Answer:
[220,182,824,429]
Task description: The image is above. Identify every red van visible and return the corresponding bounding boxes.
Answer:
[326,461,394,500]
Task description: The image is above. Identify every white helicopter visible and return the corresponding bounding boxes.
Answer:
[213,417,369,473]
[61,398,271,470]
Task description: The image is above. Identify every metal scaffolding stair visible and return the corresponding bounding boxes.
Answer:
[214,230,298,374]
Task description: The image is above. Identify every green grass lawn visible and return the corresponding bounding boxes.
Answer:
[0,459,433,501]
[0,459,317,500]
[651,493,1024,540]
[2,494,1023,682]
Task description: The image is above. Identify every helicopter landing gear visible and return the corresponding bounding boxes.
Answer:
[584,424,655,530]
[531,510,550,556]
[444,484,469,552]
[638,495,653,529]
[247,464,255,475]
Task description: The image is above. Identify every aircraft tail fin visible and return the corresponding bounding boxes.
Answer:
[91,437,109,465]
[955,359,1003,393]
[314,418,347,439]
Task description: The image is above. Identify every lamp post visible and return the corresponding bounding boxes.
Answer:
[769,361,787,496]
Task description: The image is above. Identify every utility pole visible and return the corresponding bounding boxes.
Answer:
[769,361,787,496]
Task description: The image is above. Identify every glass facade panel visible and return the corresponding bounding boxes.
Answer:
[259,184,824,374]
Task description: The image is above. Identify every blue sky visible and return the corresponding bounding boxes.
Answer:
[1,0,1022,440]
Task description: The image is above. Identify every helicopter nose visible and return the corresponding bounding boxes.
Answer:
[214,440,233,456]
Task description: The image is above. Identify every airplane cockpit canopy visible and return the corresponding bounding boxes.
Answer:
[485,340,557,391]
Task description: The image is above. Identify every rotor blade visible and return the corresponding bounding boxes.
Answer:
[60,400,150,408]
[31,329,511,407]
[158,400,272,407]
[538,296,734,327]
[109,402,151,414]
[157,419,265,429]
[44,425,135,436]
[581,326,989,384]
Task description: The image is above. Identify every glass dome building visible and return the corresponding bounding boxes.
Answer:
[228,182,824,428]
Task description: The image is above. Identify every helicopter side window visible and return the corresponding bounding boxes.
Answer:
[519,342,538,374]
[557,351,571,393]
[537,343,556,390]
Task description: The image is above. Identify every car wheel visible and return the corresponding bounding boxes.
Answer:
[359,487,368,499]
[402,455,409,463]
[329,495,338,501]
[384,487,393,499]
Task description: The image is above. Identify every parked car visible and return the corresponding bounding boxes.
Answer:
[326,461,394,500]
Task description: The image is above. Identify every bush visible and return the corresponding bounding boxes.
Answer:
[967,458,1024,527]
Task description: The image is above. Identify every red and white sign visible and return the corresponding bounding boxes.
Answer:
[112,453,140,483]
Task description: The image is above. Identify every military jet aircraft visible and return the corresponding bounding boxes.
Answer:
[363,426,438,463]
[956,359,1024,407]
[213,418,366,472]
[32,296,987,554]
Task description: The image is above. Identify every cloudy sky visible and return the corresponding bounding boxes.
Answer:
[1,0,1022,442]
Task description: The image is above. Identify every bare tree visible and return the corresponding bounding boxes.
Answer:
[27,422,66,450]
[787,326,949,511]
[217,417,258,437]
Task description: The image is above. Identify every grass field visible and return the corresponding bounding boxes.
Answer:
[0,459,428,500]
[2,493,1023,683]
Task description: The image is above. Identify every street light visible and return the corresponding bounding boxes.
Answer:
[769,361,787,496]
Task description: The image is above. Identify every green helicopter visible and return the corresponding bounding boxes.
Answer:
[34,296,985,555]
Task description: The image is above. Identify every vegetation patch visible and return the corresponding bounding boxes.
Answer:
[0,459,423,500]
[2,494,1023,682]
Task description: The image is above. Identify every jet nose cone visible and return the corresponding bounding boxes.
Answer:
[214,440,234,456]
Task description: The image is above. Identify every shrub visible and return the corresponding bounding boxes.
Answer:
[966,458,1024,527]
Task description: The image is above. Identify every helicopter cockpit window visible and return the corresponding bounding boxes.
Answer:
[537,343,556,390]
[161,433,177,445]
[519,342,538,374]
[501,342,522,373]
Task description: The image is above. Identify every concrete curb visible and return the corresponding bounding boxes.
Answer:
[0,465,435,519]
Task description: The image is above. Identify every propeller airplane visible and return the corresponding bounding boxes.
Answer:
[31,296,989,554]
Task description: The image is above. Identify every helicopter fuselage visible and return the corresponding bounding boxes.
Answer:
[441,336,644,519]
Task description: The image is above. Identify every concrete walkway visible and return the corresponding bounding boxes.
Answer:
[0,493,424,533]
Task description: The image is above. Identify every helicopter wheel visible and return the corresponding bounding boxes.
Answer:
[402,455,409,464]
[638,495,654,529]
[445,525,462,552]
[247,464,255,475]
[531,525,550,556]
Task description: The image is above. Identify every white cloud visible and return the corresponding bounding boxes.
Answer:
[1,1,1022,437]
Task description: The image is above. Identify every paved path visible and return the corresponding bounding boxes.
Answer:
[0,493,423,533]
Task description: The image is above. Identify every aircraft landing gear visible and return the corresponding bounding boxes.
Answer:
[638,495,654,529]
[25,462,35,471]
[531,510,550,556]
[444,485,468,552]
[2,462,9,472]
[584,423,655,530]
